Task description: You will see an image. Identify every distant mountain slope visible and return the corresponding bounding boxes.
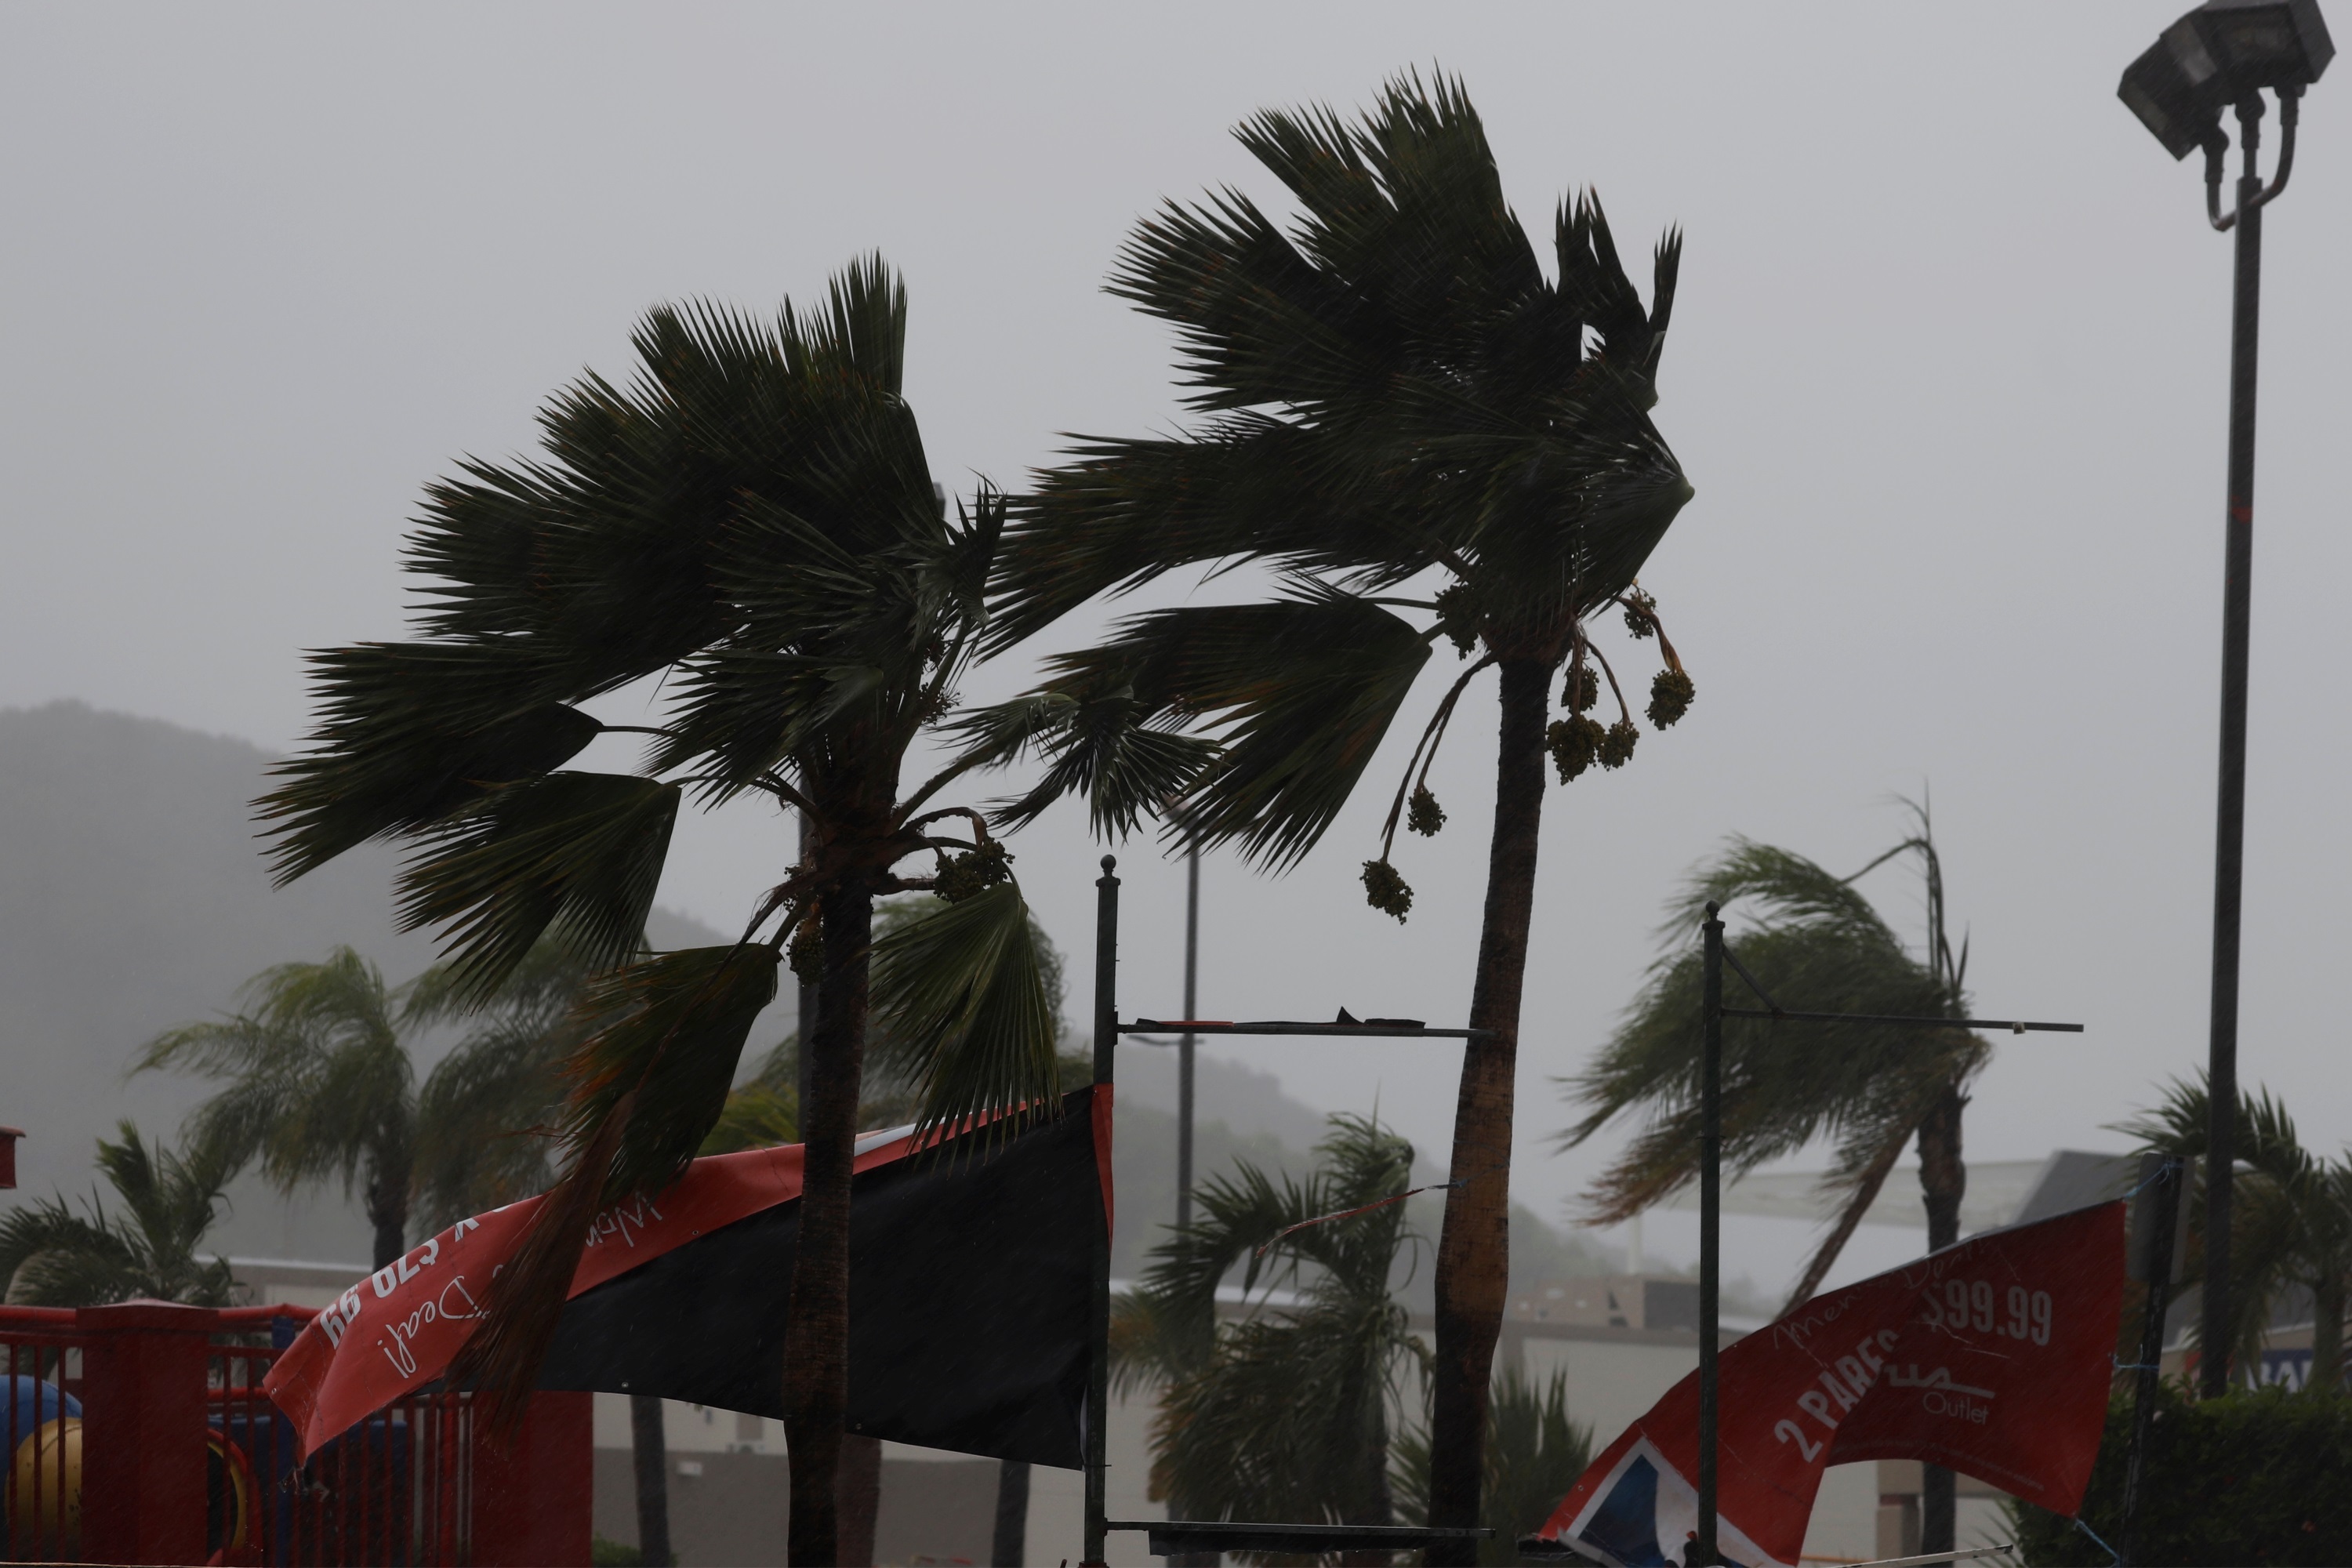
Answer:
[0,700,732,1262]
[0,699,1609,1290]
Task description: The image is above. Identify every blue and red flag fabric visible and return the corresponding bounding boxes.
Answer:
[1532,1199,2125,1568]
[264,1087,1112,1467]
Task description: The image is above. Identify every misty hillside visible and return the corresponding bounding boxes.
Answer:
[0,699,1610,1291]
[0,700,734,1262]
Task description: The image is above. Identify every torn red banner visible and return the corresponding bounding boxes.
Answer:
[1532,1199,2125,1568]
[263,1087,1112,1465]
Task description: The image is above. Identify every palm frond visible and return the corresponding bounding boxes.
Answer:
[1025,590,1432,867]
[450,943,779,1426]
[397,772,679,1002]
[868,882,1063,1150]
[257,643,596,884]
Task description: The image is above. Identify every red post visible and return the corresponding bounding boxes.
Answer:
[471,1392,593,1567]
[76,1300,213,1565]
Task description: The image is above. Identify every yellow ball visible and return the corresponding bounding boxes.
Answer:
[7,1417,82,1558]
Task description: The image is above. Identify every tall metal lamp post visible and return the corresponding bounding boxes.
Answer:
[2117,0,2331,1397]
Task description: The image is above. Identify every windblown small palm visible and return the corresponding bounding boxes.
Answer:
[2116,1075,2352,1390]
[1392,1367,1592,1567]
[0,1123,238,1307]
[136,944,583,1269]
[1566,819,1990,1310]
[973,73,1697,1548]
[1114,1115,1425,1552]
[254,260,1061,1565]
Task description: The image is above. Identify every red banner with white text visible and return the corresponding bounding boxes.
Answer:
[1534,1200,2125,1568]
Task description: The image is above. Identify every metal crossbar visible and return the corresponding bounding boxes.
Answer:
[1112,1519,1494,1555]
[1123,1018,1491,1038]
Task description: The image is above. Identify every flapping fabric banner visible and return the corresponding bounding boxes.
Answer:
[263,1087,1112,1468]
[1532,1200,2125,1568]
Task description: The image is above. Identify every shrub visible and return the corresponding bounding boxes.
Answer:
[2008,1381,2352,1566]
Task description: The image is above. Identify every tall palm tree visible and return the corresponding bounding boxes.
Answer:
[135,943,582,1269]
[970,74,1695,1551]
[2117,1075,2352,1392]
[253,260,1060,1566]
[1563,823,1987,1308]
[0,1123,239,1307]
[1113,1113,1427,1559]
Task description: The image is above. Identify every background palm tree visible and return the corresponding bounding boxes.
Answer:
[1564,820,1987,1307]
[1392,1367,1592,1568]
[253,260,1061,1566]
[971,74,1695,1551]
[135,942,582,1269]
[1564,817,1988,1559]
[2117,1074,2352,1392]
[0,1122,239,1306]
[1113,1114,1427,1561]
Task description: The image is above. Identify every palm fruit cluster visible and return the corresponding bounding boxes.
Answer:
[934,837,1011,902]
[1622,587,1659,639]
[1432,583,1481,657]
[1564,663,1600,714]
[1598,720,1639,768]
[1647,668,1694,729]
[789,909,825,983]
[1361,858,1414,921]
[1407,785,1446,837]
[1548,715,1604,782]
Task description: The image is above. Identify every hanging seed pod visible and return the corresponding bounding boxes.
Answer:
[1622,588,1659,640]
[1548,716,1604,782]
[1598,720,1639,769]
[1647,668,1694,729]
[1433,583,1480,657]
[934,839,1011,903]
[789,912,826,984]
[1563,664,1600,714]
[1407,785,1446,837]
[1361,858,1414,921]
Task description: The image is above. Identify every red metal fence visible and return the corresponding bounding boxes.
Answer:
[2,1300,588,1566]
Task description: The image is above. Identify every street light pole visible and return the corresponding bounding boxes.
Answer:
[2200,89,2270,1399]
[2117,0,2328,1400]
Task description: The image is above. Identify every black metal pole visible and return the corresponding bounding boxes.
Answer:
[1178,839,1199,1231]
[2203,94,2265,1400]
[1084,855,1120,1568]
[1697,904,1723,1568]
[2122,1156,2184,1566]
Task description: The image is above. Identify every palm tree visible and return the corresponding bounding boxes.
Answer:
[1392,1367,1592,1568]
[970,74,1695,1550]
[253,260,1060,1566]
[1113,1114,1426,1557]
[2117,1075,2352,1391]
[0,1123,239,1306]
[135,943,582,1269]
[1563,823,1987,1308]
[1564,821,1988,1559]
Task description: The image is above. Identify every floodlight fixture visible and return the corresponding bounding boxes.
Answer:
[2119,0,2332,158]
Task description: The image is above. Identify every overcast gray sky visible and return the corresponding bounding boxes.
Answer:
[5,2,2347,1296]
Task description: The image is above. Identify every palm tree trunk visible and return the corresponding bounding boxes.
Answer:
[783,872,876,1568]
[365,1149,410,1271]
[1916,1082,1967,1559]
[836,1432,882,1566]
[630,1394,672,1566]
[1780,1128,1910,1314]
[1426,657,1549,1565]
